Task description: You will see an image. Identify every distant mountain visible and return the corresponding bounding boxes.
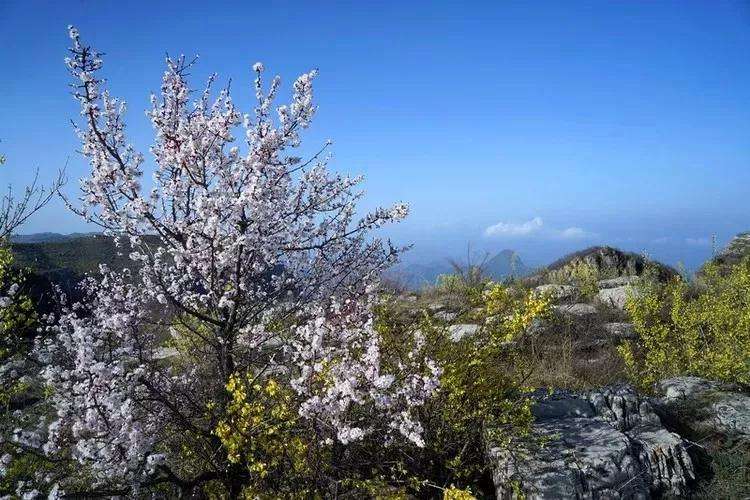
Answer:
[11,232,99,243]
[385,260,451,290]
[388,249,529,289]
[484,249,528,280]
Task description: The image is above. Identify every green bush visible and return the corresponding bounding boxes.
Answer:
[620,259,750,389]
[546,261,602,300]
[372,282,551,494]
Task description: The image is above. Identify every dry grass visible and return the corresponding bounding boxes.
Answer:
[521,332,627,391]
[693,448,750,499]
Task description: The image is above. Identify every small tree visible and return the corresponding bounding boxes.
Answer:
[23,27,438,496]
[0,151,65,498]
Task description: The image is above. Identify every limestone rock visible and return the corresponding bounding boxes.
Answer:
[153,347,179,360]
[655,376,750,446]
[434,310,458,322]
[533,284,578,301]
[490,385,697,499]
[596,286,639,310]
[448,323,479,342]
[554,303,597,316]
[601,322,637,340]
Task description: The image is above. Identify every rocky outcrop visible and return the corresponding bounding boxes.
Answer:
[553,303,598,316]
[533,284,578,302]
[489,386,698,499]
[709,232,750,271]
[534,247,677,285]
[596,286,639,310]
[654,377,750,447]
[601,322,637,340]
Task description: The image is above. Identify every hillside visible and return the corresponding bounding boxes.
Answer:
[529,245,678,285]
[10,234,157,311]
[10,232,99,244]
[12,235,130,276]
[705,231,750,273]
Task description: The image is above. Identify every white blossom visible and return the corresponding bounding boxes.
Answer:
[26,26,438,493]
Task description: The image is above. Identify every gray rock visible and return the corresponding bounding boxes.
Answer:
[598,276,639,289]
[525,317,547,336]
[655,376,750,446]
[491,418,646,499]
[448,323,479,342]
[490,385,697,499]
[153,347,179,360]
[596,286,639,310]
[602,322,637,340]
[434,310,458,322]
[531,393,596,420]
[533,284,578,301]
[657,376,721,401]
[554,303,598,316]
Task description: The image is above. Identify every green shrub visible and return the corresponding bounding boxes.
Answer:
[620,259,750,389]
[372,282,551,494]
[546,261,602,300]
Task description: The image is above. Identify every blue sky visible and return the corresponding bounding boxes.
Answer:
[1,1,749,269]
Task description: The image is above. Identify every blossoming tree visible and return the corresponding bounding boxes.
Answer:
[22,27,439,496]
[0,153,64,497]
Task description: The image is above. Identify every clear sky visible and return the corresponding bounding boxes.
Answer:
[1,0,749,269]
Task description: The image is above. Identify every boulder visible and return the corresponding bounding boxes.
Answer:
[598,276,639,289]
[489,386,697,499]
[554,303,597,316]
[654,376,750,447]
[153,347,179,360]
[448,323,480,342]
[533,284,578,301]
[434,310,458,322]
[596,286,639,310]
[601,322,637,340]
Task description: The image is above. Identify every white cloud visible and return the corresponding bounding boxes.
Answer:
[484,217,543,237]
[484,217,594,240]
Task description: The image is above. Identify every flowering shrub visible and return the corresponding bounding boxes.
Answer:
[620,259,750,389]
[4,27,439,497]
[213,374,310,495]
[371,281,551,494]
